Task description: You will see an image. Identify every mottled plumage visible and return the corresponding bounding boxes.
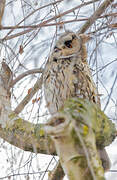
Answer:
[43,31,110,171]
[44,31,100,114]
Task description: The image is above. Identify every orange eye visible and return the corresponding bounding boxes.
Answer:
[64,40,72,48]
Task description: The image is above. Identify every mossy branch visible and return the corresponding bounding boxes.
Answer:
[0,115,55,154]
[44,98,116,180]
[0,62,55,154]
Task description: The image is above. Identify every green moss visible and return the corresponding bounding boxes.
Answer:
[71,155,87,168]
[83,125,89,136]
[34,124,45,138]
[61,97,116,149]
[68,170,75,180]
[8,112,17,119]
[71,128,82,147]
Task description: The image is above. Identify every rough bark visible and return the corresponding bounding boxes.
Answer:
[44,98,116,180]
[0,62,55,154]
[48,161,64,180]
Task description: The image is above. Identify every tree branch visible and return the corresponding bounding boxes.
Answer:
[44,98,116,180]
[0,62,55,154]
[1,0,63,39]
[0,117,55,154]
[0,62,43,115]
[14,75,43,114]
[0,63,116,179]
[2,0,99,41]
[10,68,43,87]
[1,12,117,30]
[0,0,5,26]
[78,0,114,34]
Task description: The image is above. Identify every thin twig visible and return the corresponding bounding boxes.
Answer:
[109,170,117,172]
[1,12,117,30]
[2,0,63,40]
[103,74,117,111]
[0,170,50,180]
[78,0,114,34]
[14,75,43,114]
[89,23,116,35]
[2,0,99,41]
[93,58,117,76]
[0,0,6,26]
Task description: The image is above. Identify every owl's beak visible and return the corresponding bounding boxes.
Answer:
[54,46,61,52]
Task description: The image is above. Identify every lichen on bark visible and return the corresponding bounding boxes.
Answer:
[45,97,116,180]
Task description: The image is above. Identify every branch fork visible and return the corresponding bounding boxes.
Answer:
[44,98,116,180]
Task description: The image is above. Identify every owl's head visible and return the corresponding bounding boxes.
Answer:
[52,31,91,61]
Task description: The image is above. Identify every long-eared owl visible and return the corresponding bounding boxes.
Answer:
[44,31,100,114]
[43,31,110,171]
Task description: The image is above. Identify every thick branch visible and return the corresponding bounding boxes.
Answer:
[0,62,43,115]
[78,0,114,34]
[45,98,116,180]
[0,117,55,154]
[0,62,55,154]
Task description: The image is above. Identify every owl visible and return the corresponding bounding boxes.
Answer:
[43,31,110,171]
[44,31,100,114]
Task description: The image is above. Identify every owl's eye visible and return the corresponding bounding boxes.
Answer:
[64,40,72,48]
[53,57,58,62]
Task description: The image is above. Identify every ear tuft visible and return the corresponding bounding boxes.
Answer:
[79,34,91,43]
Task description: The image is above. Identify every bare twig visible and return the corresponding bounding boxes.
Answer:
[109,170,117,172]
[78,0,114,34]
[109,23,117,28]
[1,12,117,30]
[93,58,117,76]
[0,170,50,180]
[2,0,63,39]
[2,0,99,41]
[103,74,117,111]
[0,0,5,26]
[14,75,43,114]
[10,68,43,87]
